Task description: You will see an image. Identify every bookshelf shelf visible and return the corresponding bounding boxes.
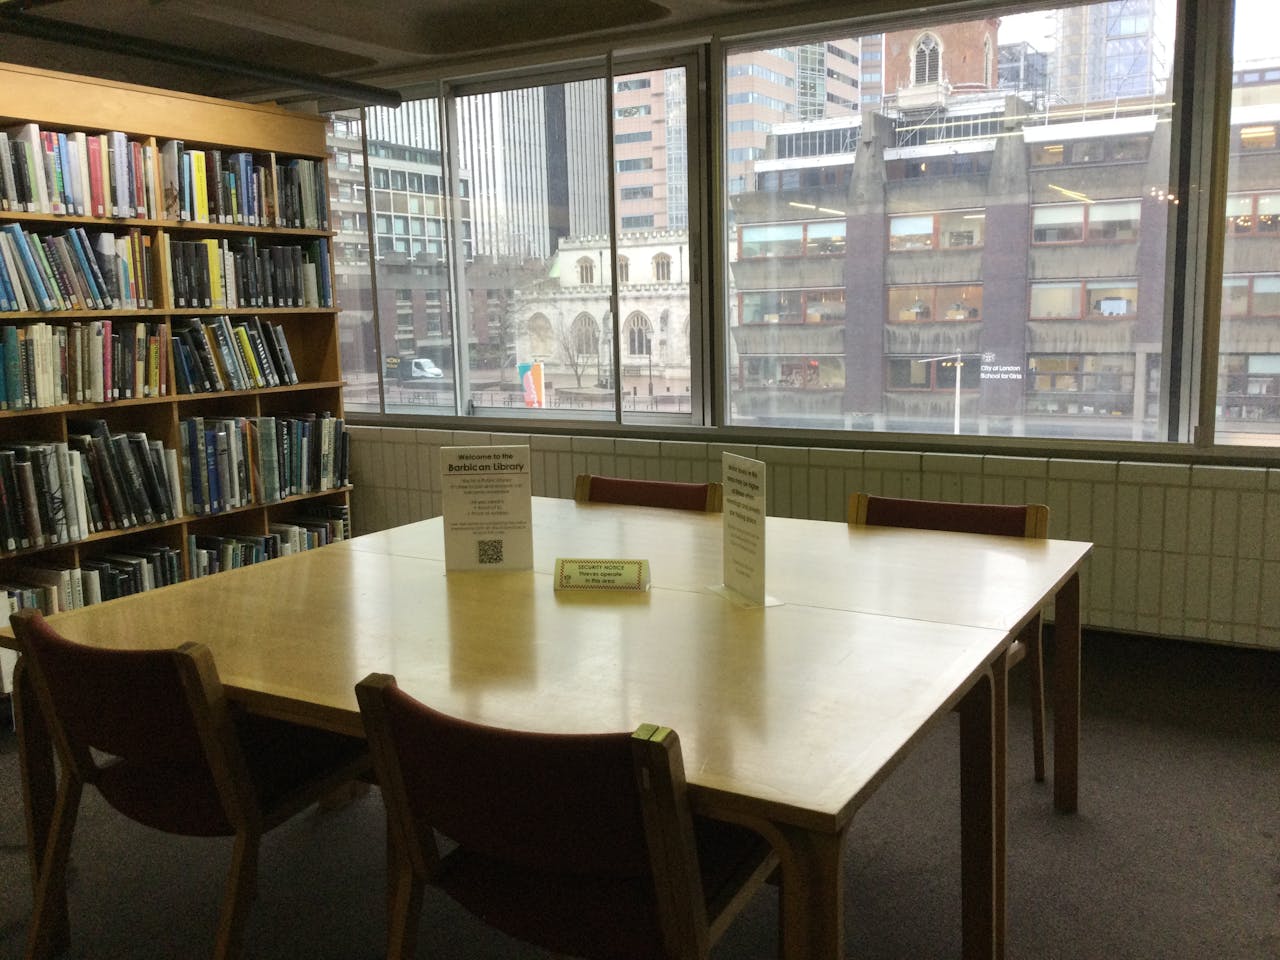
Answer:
[0,61,351,619]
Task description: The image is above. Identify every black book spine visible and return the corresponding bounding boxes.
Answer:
[110,433,156,525]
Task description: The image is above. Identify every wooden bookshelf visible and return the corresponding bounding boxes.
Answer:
[0,61,350,619]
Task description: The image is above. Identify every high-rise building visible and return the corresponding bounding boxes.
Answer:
[1052,0,1171,102]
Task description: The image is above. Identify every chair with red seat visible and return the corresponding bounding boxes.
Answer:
[574,473,723,512]
[848,492,1051,781]
[9,608,371,960]
[355,672,777,960]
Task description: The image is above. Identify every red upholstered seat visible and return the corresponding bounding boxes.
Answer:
[575,473,723,512]
[10,608,370,960]
[849,493,1051,782]
[356,674,777,960]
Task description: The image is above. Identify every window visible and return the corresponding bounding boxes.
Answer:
[625,314,653,355]
[571,314,600,355]
[330,0,1271,447]
[1025,355,1136,418]
[740,224,804,258]
[886,355,980,391]
[578,258,595,284]
[888,285,983,323]
[653,253,672,282]
[1222,275,1280,316]
[740,289,844,324]
[913,34,941,85]
[1029,281,1138,319]
[1226,193,1280,235]
[1031,201,1140,243]
[889,210,985,250]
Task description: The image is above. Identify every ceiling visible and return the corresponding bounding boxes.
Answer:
[0,0,854,108]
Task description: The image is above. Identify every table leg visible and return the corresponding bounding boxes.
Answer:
[1053,571,1082,814]
[13,656,69,957]
[773,821,847,960]
[958,657,1006,960]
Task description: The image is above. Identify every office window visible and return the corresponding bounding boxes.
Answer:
[1032,201,1139,243]
[889,210,985,250]
[888,285,983,323]
[1226,192,1280,235]
[1239,124,1277,149]
[1029,281,1137,319]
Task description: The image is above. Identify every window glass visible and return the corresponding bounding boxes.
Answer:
[890,215,934,250]
[724,2,1175,437]
[1221,0,1280,443]
[1032,204,1085,243]
[327,62,696,422]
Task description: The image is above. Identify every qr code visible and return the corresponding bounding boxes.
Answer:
[477,539,504,565]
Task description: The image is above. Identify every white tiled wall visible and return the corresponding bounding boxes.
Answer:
[349,426,1280,651]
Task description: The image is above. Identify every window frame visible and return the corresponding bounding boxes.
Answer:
[332,0,1279,457]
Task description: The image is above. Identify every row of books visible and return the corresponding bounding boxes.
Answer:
[2,543,183,614]
[165,235,331,310]
[160,142,329,230]
[0,124,157,220]
[0,320,168,411]
[1,502,348,612]
[0,223,155,313]
[0,422,180,555]
[172,315,298,395]
[188,508,349,578]
[178,414,349,516]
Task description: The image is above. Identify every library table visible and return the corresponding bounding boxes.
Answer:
[5,497,1091,960]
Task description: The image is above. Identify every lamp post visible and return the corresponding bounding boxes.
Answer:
[914,352,976,435]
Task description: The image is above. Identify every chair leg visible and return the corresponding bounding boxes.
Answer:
[1026,616,1047,783]
[385,856,424,960]
[212,831,259,960]
[26,774,82,960]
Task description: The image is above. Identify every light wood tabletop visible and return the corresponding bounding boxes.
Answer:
[4,497,1092,960]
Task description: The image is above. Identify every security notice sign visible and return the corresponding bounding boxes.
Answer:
[440,445,533,571]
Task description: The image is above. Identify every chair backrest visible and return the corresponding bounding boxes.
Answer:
[357,673,660,877]
[574,474,723,512]
[9,608,253,834]
[848,492,1049,539]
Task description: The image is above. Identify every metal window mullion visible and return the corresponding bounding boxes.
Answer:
[605,54,623,421]
[1174,0,1235,446]
[358,108,387,416]
[441,85,470,417]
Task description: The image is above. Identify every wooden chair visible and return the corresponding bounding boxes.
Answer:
[10,608,371,960]
[848,492,1051,782]
[574,473,724,512]
[355,673,777,960]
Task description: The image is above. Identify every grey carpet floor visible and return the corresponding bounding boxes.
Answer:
[1,630,1277,959]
